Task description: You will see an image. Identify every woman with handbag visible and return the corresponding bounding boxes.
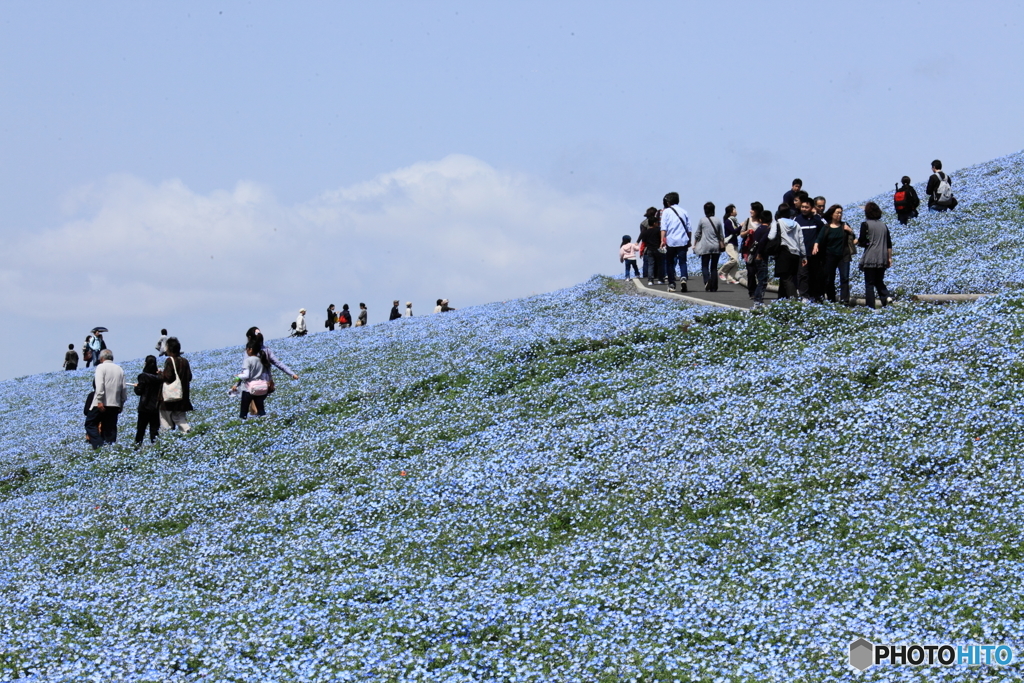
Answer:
[159,337,193,433]
[233,341,270,418]
[242,327,298,415]
[693,201,726,292]
[858,202,894,308]
[812,205,857,305]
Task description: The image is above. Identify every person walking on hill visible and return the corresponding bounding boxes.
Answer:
[718,204,741,284]
[295,309,308,336]
[893,176,920,225]
[155,329,169,356]
[813,205,857,305]
[926,160,957,212]
[134,355,163,445]
[858,201,894,308]
[63,344,79,371]
[233,341,270,419]
[338,304,352,328]
[661,192,691,292]
[638,207,663,285]
[159,337,193,434]
[357,303,368,326]
[390,301,401,321]
[619,235,640,279]
[768,204,806,299]
[85,349,126,449]
[326,305,337,331]
[693,202,725,292]
[404,302,413,317]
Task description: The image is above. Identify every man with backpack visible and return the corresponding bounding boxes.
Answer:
[893,176,921,224]
[926,160,957,212]
[660,192,691,292]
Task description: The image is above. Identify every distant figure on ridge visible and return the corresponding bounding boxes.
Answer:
[390,300,401,321]
[434,299,443,313]
[440,299,456,312]
[357,303,368,326]
[155,329,169,356]
[404,302,413,317]
[63,343,79,371]
[82,336,95,368]
[295,309,308,336]
[338,304,352,329]
[326,305,337,331]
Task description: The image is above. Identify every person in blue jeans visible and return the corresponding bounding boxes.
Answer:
[660,192,691,292]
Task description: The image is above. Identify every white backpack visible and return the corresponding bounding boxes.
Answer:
[934,172,955,208]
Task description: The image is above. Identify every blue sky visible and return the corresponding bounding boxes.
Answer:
[2,0,1022,379]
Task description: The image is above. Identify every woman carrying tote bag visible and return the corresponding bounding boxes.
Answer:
[159,337,193,433]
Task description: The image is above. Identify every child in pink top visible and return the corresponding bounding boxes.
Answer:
[619,235,640,279]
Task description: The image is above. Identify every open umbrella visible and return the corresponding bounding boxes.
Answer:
[91,327,109,333]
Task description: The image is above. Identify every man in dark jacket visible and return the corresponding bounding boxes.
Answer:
[926,160,955,211]
[134,355,163,444]
[389,301,401,321]
[63,344,79,371]
[794,198,826,301]
[894,176,921,225]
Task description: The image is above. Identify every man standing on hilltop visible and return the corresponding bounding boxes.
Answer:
[155,329,169,356]
[389,301,401,321]
[660,192,691,293]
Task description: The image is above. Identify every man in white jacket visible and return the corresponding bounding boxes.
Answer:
[85,349,127,449]
[295,309,307,336]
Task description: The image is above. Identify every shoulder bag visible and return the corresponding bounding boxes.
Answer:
[163,357,183,402]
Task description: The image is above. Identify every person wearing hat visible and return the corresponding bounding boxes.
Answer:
[440,299,455,312]
[389,300,401,321]
[637,207,663,285]
[294,309,307,336]
[404,302,413,318]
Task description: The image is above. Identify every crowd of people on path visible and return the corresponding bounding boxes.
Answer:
[620,160,957,306]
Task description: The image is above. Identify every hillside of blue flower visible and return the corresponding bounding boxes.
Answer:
[1,152,1024,682]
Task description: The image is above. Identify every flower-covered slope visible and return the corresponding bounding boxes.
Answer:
[1,152,1024,682]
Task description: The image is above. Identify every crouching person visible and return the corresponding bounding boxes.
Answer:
[85,349,126,449]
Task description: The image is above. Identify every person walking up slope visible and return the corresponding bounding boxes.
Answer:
[159,337,193,434]
[85,349,127,449]
[134,355,163,445]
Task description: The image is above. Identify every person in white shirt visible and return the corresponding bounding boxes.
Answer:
[660,192,691,292]
[295,309,307,336]
[404,302,413,317]
[155,329,169,356]
[85,349,127,449]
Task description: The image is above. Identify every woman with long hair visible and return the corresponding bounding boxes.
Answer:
[812,205,857,304]
[717,204,741,284]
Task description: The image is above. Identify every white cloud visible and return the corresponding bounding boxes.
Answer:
[1,154,631,324]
